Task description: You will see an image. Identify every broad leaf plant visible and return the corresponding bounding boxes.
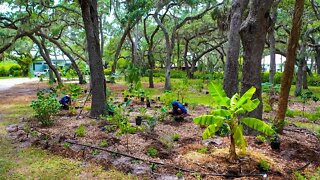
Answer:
[193,82,276,161]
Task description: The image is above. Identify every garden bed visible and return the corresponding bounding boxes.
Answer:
[7,91,320,179]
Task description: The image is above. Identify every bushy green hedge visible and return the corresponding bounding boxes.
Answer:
[0,61,22,77]
[261,72,284,84]
[308,74,320,86]
[152,69,224,80]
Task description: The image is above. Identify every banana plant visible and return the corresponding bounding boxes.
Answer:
[193,82,276,161]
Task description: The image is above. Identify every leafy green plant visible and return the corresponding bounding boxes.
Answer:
[196,147,209,154]
[193,82,276,161]
[75,124,86,137]
[144,116,157,133]
[300,90,319,116]
[30,91,61,126]
[176,170,183,178]
[160,135,174,150]
[63,142,71,149]
[100,139,108,147]
[146,147,158,157]
[156,107,168,121]
[258,159,270,171]
[171,133,180,141]
[68,84,83,99]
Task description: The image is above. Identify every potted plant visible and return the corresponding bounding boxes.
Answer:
[270,135,280,150]
[138,89,146,102]
[146,97,151,108]
[136,107,147,126]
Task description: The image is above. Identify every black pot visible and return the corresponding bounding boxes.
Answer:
[136,116,142,126]
[124,97,128,102]
[205,91,209,94]
[146,100,151,108]
[270,137,280,150]
[157,97,160,101]
[141,97,145,102]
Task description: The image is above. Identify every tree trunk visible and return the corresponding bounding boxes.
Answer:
[302,59,308,89]
[153,11,172,90]
[268,1,280,84]
[316,48,320,74]
[183,39,191,78]
[79,0,106,118]
[39,33,86,84]
[295,58,304,96]
[229,133,237,161]
[275,0,304,133]
[147,41,155,88]
[28,35,62,85]
[223,0,249,97]
[240,0,273,120]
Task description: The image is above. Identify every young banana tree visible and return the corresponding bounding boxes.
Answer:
[194,82,276,161]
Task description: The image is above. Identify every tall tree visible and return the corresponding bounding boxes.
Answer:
[223,0,249,97]
[78,0,106,117]
[240,0,273,120]
[268,0,281,84]
[275,0,305,133]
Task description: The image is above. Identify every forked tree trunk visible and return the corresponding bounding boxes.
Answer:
[240,0,273,120]
[275,0,304,133]
[223,0,249,97]
[79,0,106,118]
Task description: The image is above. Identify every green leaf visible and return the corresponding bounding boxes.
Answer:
[233,125,247,151]
[241,118,276,136]
[236,86,256,108]
[193,115,225,125]
[210,109,231,117]
[202,124,218,139]
[241,98,260,112]
[230,93,239,108]
[208,82,230,107]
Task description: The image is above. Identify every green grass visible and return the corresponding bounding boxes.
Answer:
[0,104,134,179]
[292,121,320,133]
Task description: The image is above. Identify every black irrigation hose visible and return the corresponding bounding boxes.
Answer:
[65,140,268,178]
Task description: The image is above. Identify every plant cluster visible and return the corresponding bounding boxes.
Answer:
[75,124,86,137]
[30,91,61,126]
[146,147,158,157]
[193,82,276,161]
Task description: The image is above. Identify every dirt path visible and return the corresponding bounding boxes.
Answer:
[0,77,39,91]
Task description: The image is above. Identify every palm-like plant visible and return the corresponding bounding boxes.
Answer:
[194,82,275,161]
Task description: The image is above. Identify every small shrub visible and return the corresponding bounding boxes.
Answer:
[176,170,183,178]
[30,91,61,126]
[160,135,174,150]
[75,124,86,137]
[196,147,209,154]
[146,147,158,157]
[100,139,108,147]
[171,133,180,141]
[286,109,296,117]
[258,159,270,171]
[293,171,306,180]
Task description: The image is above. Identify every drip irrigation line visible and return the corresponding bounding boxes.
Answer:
[76,89,92,120]
[65,140,268,178]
